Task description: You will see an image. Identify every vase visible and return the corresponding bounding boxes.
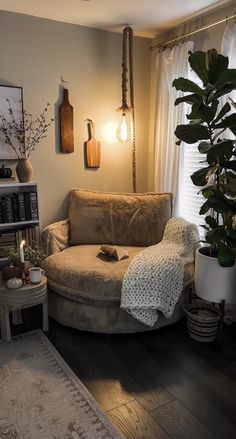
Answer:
[195,247,236,305]
[16,158,33,183]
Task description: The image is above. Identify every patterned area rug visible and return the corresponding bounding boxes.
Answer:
[0,330,124,439]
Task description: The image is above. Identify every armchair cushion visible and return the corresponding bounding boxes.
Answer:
[45,244,194,308]
[69,189,172,247]
[42,219,70,256]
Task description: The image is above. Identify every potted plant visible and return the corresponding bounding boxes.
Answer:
[0,101,53,182]
[24,245,45,268]
[2,245,45,281]
[173,48,236,305]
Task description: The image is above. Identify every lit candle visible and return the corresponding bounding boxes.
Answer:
[20,240,25,263]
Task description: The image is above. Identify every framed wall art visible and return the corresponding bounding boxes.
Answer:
[0,85,24,160]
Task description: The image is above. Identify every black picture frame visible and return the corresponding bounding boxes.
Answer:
[0,85,24,160]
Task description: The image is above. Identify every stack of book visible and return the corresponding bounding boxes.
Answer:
[0,191,39,224]
[0,231,16,258]
[0,224,40,259]
[15,224,40,247]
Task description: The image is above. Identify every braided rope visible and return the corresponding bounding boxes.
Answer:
[121,27,129,110]
[119,26,137,192]
[127,26,137,192]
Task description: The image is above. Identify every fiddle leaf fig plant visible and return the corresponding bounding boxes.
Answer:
[173,49,236,267]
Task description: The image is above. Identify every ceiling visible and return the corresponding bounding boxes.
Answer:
[0,0,233,38]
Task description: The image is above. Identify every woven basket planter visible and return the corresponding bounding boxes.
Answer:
[183,302,221,343]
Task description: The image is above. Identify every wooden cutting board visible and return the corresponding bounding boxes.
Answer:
[59,88,74,153]
[85,119,101,168]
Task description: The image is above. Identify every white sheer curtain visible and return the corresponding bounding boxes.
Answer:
[154,41,193,215]
[221,22,236,116]
[221,21,236,68]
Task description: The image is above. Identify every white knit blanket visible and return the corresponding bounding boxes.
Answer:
[120,218,199,327]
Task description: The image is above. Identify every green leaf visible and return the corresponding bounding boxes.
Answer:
[208,84,235,103]
[218,243,236,267]
[221,173,236,193]
[191,166,213,186]
[207,140,234,164]
[227,230,236,241]
[187,104,217,123]
[206,50,229,84]
[199,104,217,123]
[205,227,227,246]
[208,191,233,213]
[213,102,231,124]
[200,200,210,214]
[172,78,206,97]
[214,69,236,88]
[186,104,203,121]
[205,215,218,228]
[214,113,236,129]
[175,124,209,144]
[221,160,236,172]
[198,141,211,154]
[174,94,203,106]
[202,186,215,199]
[188,51,208,84]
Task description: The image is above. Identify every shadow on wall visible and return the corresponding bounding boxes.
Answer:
[54,84,64,155]
[55,191,71,222]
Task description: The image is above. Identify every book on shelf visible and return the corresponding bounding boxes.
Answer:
[13,192,26,222]
[1,195,14,223]
[12,194,20,222]
[24,191,38,221]
[15,224,40,248]
[0,190,39,224]
[0,231,16,257]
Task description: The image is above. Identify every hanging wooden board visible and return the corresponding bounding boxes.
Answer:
[85,119,101,168]
[59,88,74,153]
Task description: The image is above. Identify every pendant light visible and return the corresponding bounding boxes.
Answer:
[117,25,137,192]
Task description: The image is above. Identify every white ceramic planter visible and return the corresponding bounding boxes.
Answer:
[195,248,236,304]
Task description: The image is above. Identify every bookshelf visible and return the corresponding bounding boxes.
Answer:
[0,182,40,261]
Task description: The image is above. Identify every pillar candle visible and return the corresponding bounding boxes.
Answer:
[20,240,25,263]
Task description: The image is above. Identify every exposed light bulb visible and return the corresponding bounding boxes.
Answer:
[116,113,130,143]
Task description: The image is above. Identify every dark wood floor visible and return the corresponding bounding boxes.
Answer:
[9,309,236,439]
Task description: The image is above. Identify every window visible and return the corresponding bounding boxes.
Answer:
[178,71,205,238]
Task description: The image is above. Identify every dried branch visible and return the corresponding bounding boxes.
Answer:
[0,101,54,159]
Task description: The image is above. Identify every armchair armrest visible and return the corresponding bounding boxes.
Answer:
[42,219,70,256]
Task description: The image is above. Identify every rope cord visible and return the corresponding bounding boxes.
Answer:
[121,27,129,110]
[120,25,137,192]
[127,26,137,193]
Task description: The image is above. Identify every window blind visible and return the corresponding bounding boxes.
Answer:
[178,71,205,238]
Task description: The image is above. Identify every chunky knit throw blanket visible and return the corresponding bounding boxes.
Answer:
[120,218,199,327]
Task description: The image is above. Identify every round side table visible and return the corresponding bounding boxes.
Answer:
[0,275,48,342]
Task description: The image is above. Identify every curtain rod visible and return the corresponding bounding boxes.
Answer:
[150,12,236,50]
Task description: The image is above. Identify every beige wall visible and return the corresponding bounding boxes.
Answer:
[148,1,236,190]
[0,12,151,228]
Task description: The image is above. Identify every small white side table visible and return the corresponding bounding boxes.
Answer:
[0,275,48,342]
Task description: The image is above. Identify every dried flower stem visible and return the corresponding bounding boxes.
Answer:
[0,100,53,159]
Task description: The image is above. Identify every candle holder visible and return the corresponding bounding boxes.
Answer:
[20,261,33,283]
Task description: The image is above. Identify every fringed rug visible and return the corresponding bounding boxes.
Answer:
[0,330,124,439]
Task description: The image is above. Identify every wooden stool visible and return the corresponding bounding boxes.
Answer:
[0,275,48,342]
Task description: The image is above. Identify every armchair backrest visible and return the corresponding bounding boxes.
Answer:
[69,189,172,247]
